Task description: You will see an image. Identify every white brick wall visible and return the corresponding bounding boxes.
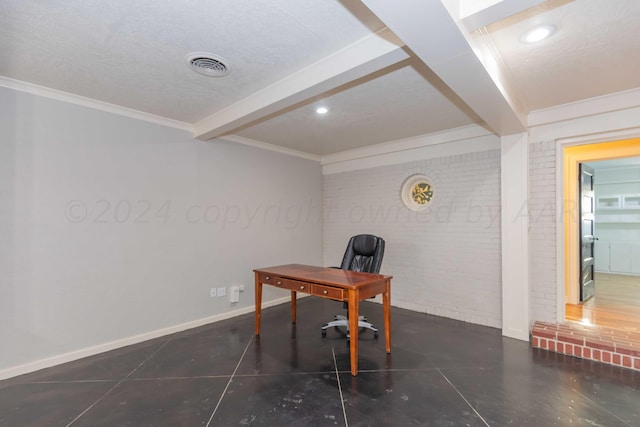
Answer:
[528,140,558,323]
[323,149,502,328]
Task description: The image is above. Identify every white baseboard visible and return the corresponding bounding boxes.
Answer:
[0,296,292,381]
[390,299,503,332]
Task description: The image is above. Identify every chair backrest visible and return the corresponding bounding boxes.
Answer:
[339,234,385,273]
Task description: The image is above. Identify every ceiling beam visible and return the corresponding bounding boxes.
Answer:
[460,0,547,32]
[361,0,526,136]
[193,29,408,141]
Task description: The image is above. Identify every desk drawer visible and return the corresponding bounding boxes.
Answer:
[276,278,310,293]
[257,272,275,285]
[312,284,343,300]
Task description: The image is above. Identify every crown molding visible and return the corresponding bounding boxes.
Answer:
[321,124,499,174]
[528,87,640,128]
[0,76,192,132]
[321,124,494,165]
[220,135,321,162]
[223,125,497,169]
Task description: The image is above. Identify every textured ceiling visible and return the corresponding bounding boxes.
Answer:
[235,58,482,155]
[1,0,639,156]
[0,0,384,123]
[484,0,640,111]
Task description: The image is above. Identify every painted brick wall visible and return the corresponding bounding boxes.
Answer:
[529,140,558,323]
[323,149,502,328]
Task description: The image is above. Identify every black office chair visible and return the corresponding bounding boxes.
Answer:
[321,234,385,339]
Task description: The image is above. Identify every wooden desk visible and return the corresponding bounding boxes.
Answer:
[253,264,392,376]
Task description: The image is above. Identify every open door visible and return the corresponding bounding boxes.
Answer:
[579,163,596,302]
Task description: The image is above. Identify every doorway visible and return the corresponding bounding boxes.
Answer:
[563,138,640,330]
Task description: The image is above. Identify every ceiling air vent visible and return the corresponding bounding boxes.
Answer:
[185,52,231,77]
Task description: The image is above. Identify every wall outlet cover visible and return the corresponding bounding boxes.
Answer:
[230,285,240,303]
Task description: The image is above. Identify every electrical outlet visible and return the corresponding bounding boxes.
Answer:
[217,287,226,297]
[230,285,240,303]
[238,283,245,291]
[210,288,217,298]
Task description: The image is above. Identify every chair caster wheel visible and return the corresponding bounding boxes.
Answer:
[374,331,379,339]
[322,330,327,338]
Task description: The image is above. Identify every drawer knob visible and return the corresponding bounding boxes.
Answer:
[265,276,270,280]
[323,290,328,295]
[300,286,305,290]
[277,281,282,285]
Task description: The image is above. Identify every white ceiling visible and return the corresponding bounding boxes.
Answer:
[1,0,640,156]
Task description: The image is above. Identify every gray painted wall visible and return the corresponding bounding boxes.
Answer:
[0,87,322,374]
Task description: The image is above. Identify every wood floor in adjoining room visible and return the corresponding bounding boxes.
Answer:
[566,273,640,332]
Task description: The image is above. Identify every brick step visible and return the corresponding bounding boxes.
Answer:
[531,321,640,371]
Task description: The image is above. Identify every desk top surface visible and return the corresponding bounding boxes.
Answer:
[254,264,392,289]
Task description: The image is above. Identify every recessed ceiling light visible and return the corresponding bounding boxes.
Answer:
[185,52,231,77]
[316,106,329,115]
[520,24,556,43]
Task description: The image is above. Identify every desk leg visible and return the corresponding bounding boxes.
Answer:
[383,279,391,353]
[291,291,297,324]
[255,273,262,336]
[348,290,359,376]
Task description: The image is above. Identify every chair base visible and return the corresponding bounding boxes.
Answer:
[321,315,378,339]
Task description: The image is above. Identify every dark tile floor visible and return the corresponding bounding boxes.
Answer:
[1,298,639,426]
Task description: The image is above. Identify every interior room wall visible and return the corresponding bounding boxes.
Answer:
[323,147,502,328]
[592,165,640,275]
[0,86,322,377]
